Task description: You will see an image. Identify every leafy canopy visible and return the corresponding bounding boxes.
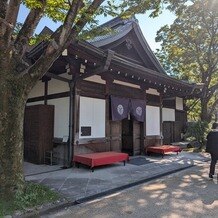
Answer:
[21,0,166,41]
[155,0,218,122]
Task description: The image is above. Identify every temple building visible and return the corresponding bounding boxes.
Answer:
[24,17,202,165]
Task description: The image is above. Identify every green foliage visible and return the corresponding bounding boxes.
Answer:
[29,34,51,45]
[0,182,59,216]
[185,121,209,147]
[19,0,168,44]
[186,99,201,121]
[155,0,218,122]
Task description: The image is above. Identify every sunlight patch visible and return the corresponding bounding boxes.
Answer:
[142,183,166,191]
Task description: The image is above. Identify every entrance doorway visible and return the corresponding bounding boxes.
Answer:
[122,118,133,155]
[121,118,142,156]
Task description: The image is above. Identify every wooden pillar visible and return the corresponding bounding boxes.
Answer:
[102,75,114,151]
[42,76,50,105]
[67,60,80,166]
[140,85,147,154]
[68,80,74,166]
[44,80,48,105]
[73,86,81,149]
[159,92,163,145]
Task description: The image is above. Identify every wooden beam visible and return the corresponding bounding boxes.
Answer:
[78,49,115,80]
[44,80,48,105]
[46,72,71,83]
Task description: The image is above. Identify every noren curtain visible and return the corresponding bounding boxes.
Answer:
[111,96,145,122]
[111,96,130,121]
[130,99,145,122]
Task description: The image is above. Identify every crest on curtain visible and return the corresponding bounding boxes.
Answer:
[130,99,145,122]
[110,96,130,121]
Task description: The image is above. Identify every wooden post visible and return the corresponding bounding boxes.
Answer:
[67,59,80,167]
[68,80,74,167]
[102,75,114,151]
[140,85,147,154]
[159,92,163,145]
[42,76,50,105]
[73,86,81,150]
[44,80,48,105]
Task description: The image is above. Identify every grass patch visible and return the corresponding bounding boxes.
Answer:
[0,182,60,217]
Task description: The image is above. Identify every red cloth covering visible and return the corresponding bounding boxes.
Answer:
[147,145,182,155]
[73,151,129,168]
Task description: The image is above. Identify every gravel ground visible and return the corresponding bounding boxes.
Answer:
[43,161,218,218]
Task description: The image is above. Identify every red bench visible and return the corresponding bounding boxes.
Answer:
[73,151,129,171]
[146,145,182,158]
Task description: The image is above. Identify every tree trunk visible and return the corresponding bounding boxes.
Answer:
[0,77,28,200]
[200,98,210,123]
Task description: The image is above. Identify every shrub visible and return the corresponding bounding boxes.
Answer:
[184,121,208,148]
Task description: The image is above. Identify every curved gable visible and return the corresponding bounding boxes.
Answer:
[89,17,166,74]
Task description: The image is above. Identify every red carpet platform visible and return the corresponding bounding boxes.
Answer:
[146,145,182,157]
[73,151,129,170]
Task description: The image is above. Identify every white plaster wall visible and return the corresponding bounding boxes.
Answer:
[28,81,44,98]
[176,97,183,110]
[48,78,69,95]
[146,88,160,96]
[85,75,106,84]
[79,97,105,138]
[114,80,140,89]
[47,97,69,138]
[162,108,175,121]
[146,106,160,136]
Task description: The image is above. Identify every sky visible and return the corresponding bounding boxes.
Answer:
[17,4,176,51]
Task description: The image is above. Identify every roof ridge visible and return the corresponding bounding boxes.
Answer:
[100,16,137,29]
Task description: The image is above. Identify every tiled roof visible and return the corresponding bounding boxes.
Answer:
[88,17,137,46]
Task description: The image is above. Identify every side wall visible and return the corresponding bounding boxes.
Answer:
[27,74,70,139]
[162,97,186,144]
[27,75,186,156]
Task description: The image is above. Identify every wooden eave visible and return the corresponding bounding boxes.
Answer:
[110,56,195,98]
[74,41,201,98]
[131,23,166,74]
[25,25,202,99]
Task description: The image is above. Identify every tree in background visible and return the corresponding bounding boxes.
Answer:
[0,0,167,201]
[155,0,218,122]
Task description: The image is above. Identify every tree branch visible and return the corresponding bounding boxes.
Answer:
[51,0,83,49]
[14,1,46,59]
[192,41,206,76]
[0,0,21,47]
[208,98,218,120]
[186,99,200,113]
[5,0,21,34]
[23,0,106,88]
[208,82,218,97]
[68,0,105,45]
[6,0,21,24]
[0,0,7,19]
[43,0,105,60]
[208,58,218,78]
[22,0,85,84]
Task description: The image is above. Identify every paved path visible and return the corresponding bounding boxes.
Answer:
[43,161,218,218]
[25,152,208,202]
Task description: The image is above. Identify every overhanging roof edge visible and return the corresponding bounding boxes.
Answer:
[132,23,166,74]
